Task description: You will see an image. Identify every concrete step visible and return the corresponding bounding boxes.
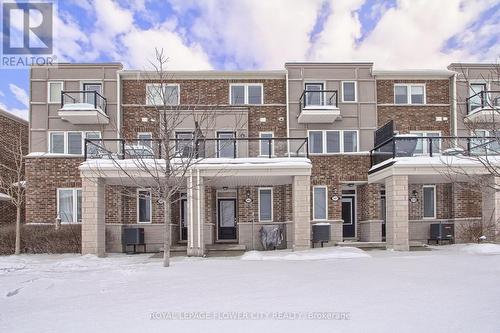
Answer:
[335,241,387,249]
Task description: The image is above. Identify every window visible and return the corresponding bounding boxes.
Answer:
[48,82,63,103]
[394,84,425,104]
[82,83,102,107]
[146,84,179,106]
[137,189,152,223]
[49,131,101,155]
[175,132,194,157]
[258,188,273,221]
[137,132,153,148]
[217,132,236,158]
[309,130,359,154]
[423,185,436,219]
[469,83,487,112]
[304,82,324,106]
[57,188,82,223]
[470,129,500,153]
[411,131,441,155]
[259,132,274,156]
[342,81,356,102]
[86,132,102,157]
[313,186,328,220]
[230,84,263,105]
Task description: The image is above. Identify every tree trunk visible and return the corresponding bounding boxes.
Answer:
[15,205,21,255]
[163,193,172,267]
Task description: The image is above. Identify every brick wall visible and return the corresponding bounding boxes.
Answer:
[452,183,482,218]
[236,185,292,224]
[377,79,451,135]
[25,157,82,224]
[408,184,453,220]
[357,183,381,221]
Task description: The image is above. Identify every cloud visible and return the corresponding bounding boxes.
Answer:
[9,84,29,108]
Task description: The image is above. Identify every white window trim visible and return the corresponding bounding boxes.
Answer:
[48,131,102,155]
[422,185,436,219]
[137,189,152,224]
[394,83,426,105]
[341,81,357,103]
[56,188,82,224]
[216,131,237,158]
[229,83,264,105]
[313,186,328,221]
[308,130,359,154]
[145,83,180,106]
[259,131,274,156]
[47,81,64,104]
[410,131,441,155]
[304,81,326,106]
[258,187,273,222]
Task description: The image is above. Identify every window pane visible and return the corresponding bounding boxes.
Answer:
[248,85,262,104]
[305,83,323,106]
[469,84,486,111]
[343,82,355,102]
[83,83,102,107]
[427,133,440,154]
[411,86,424,104]
[76,189,82,223]
[146,84,162,105]
[314,187,327,220]
[138,191,151,223]
[309,131,323,153]
[395,86,408,104]
[231,85,245,104]
[50,133,65,153]
[68,132,82,154]
[165,85,179,105]
[259,189,272,221]
[413,132,424,155]
[260,133,273,156]
[218,132,236,158]
[49,82,63,103]
[326,131,340,153]
[343,131,357,152]
[423,186,435,218]
[58,189,74,223]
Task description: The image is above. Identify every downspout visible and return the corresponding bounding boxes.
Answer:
[197,168,201,251]
[285,69,290,156]
[116,70,121,139]
[452,73,458,137]
[189,169,194,250]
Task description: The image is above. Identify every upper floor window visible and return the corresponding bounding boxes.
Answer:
[82,82,102,106]
[410,131,441,155]
[309,130,358,154]
[175,132,194,157]
[259,132,274,156]
[48,81,63,103]
[304,82,324,106]
[230,84,263,105]
[394,84,425,105]
[342,81,357,102]
[49,131,101,155]
[146,84,179,106]
[217,132,236,158]
[469,83,487,111]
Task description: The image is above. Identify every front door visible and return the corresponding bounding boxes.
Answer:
[381,195,386,241]
[342,196,356,238]
[180,197,187,241]
[218,199,237,240]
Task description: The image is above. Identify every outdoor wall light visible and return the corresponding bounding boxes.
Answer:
[331,188,339,202]
[245,190,252,203]
[409,190,418,203]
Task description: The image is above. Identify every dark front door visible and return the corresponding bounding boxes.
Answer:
[342,196,356,238]
[381,195,386,241]
[180,198,187,241]
[218,199,237,240]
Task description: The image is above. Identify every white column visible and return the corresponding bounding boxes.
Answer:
[292,175,311,250]
[385,175,409,251]
[81,177,106,257]
[481,175,500,241]
[187,170,205,256]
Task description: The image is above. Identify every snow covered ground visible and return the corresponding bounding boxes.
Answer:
[1,244,500,333]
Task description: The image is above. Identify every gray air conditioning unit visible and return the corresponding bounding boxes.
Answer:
[312,223,331,247]
[428,223,454,245]
[122,228,145,253]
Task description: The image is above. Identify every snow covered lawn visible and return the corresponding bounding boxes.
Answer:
[1,245,500,333]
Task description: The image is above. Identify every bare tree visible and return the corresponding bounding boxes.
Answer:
[85,49,246,266]
[0,127,28,254]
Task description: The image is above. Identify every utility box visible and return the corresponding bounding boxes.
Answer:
[122,228,145,253]
[312,223,331,245]
[429,223,454,245]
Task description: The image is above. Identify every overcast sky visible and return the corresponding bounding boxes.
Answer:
[1,0,499,120]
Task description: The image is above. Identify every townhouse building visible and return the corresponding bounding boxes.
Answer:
[25,62,500,256]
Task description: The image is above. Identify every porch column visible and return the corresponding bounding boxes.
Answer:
[292,175,311,250]
[481,175,500,241]
[81,177,106,257]
[187,171,205,256]
[385,175,409,251]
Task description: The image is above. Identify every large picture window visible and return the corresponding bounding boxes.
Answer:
[394,84,426,105]
[230,84,263,105]
[308,130,358,154]
[49,131,101,155]
[146,84,179,106]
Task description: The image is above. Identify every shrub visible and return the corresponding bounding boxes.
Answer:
[0,223,81,255]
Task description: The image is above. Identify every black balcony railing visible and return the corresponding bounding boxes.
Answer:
[370,135,500,168]
[61,90,107,114]
[299,89,337,113]
[466,90,500,114]
[84,137,309,160]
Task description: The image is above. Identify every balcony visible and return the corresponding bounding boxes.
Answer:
[58,91,109,125]
[84,137,309,160]
[465,91,500,123]
[297,90,340,124]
